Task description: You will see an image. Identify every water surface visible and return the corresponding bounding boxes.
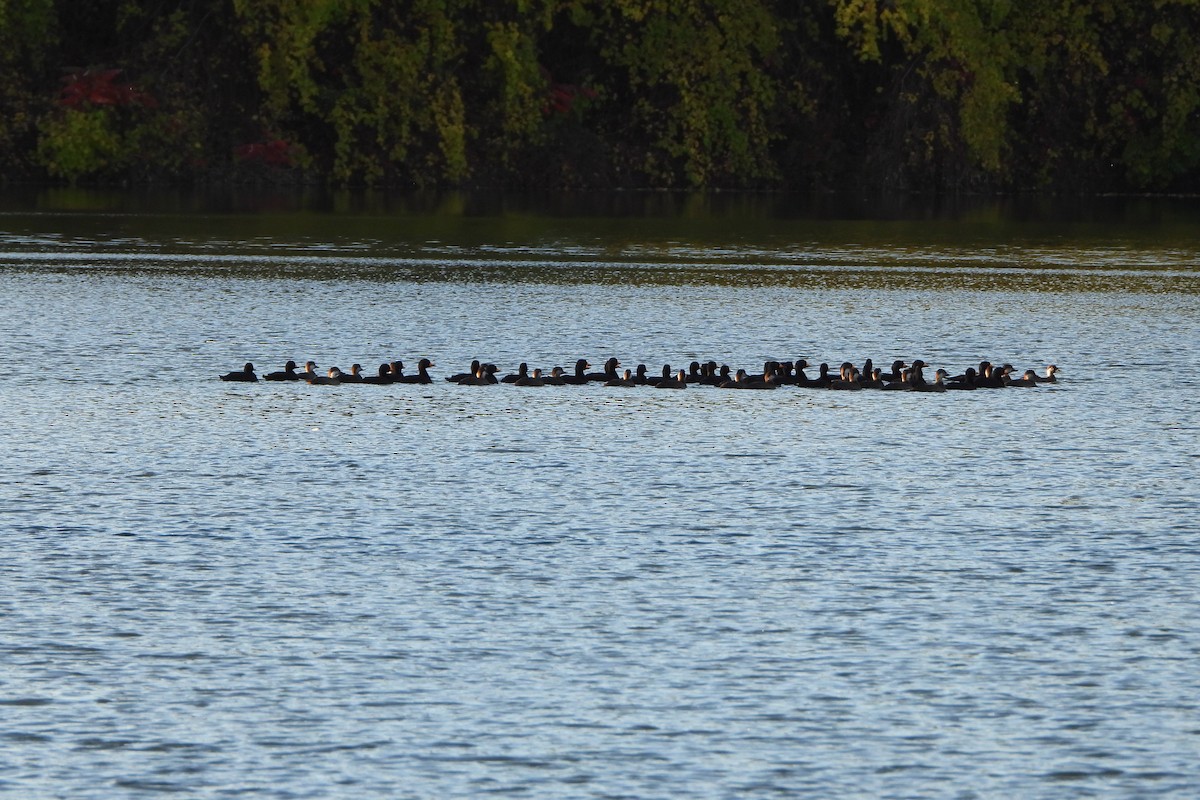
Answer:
[2,192,1198,798]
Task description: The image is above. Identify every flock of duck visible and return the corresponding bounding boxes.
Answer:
[220,357,1060,391]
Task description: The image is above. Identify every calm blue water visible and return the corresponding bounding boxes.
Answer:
[2,198,1199,798]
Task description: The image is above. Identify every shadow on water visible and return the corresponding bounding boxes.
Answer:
[6,185,1200,222]
[1,188,1198,292]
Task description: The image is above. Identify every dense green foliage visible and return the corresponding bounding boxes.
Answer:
[1,0,1198,191]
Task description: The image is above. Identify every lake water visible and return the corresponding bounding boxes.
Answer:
[2,191,1199,798]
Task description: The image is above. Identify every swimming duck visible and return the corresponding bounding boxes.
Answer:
[655,369,688,389]
[772,361,797,385]
[814,362,835,388]
[980,363,1013,388]
[1007,369,1040,388]
[792,359,820,387]
[361,363,393,384]
[1033,365,1060,383]
[692,361,718,386]
[501,363,529,384]
[604,369,637,388]
[948,362,982,383]
[881,360,906,382]
[915,368,948,392]
[945,367,977,390]
[632,364,666,386]
[219,362,257,382]
[395,358,435,384]
[718,368,751,389]
[514,368,547,387]
[446,360,481,383]
[543,366,568,386]
[907,359,928,389]
[457,363,495,386]
[881,369,912,390]
[558,358,591,385]
[586,357,621,382]
[972,361,1007,388]
[308,367,342,386]
[297,361,319,382]
[743,364,781,389]
[861,368,887,389]
[744,361,783,388]
[339,363,365,383]
[828,365,862,390]
[748,369,780,389]
[263,360,299,381]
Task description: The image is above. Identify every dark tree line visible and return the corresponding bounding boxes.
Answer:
[2,0,1198,192]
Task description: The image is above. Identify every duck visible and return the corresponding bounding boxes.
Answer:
[586,357,621,382]
[1007,369,1040,388]
[743,364,781,389]
[1033,365,1060,383]
[971,361,1007,388]
[446,360,481,383]
[655,369,688,389]
[907,359,929,389]
[746,369,780,389]
[501,363,529,384]
[749,361,785,387]
[980,363,1013,388]
[718,368,751,389]
[633,364,662,386]
[772,361,797,385]
[945,367,977,390]
[947,362,982,383]
[457,363,495,386]
[915,368,948,392]
[297,361,319,382]
[339,363,365,383]
[861,368,887,389]
[308,367,342,386]
[394,358,435,384]
[219,362,257,382]
[513,368,547,387]
[813,362,835,388]
[881,369,913,390]
[557,358,591,385]
[696,361,722,385]
[828,365,862,390]
[604,369,637,387]
[685,361,704,384]
[543,366,568,386]
[361,363,393,384]
[792,359,820,387]
[388,361,406,381]
[880,360,906,382]
[263,360,299,381]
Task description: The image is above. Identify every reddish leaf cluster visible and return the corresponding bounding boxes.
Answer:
[59,68,156,109]
[539,67,597,117]
[544,82,598,116]
[233,139,294,167]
